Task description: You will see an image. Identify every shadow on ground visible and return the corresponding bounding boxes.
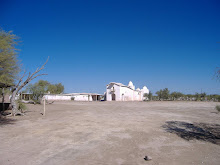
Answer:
[163,121,220,145]
[0,115,16,126]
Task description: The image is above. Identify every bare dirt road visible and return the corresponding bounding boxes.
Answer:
[0,101,220,165]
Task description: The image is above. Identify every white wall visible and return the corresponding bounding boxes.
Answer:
[106,84,113,101]
[44,94,93,101]
[106,84,120,101]
[120,86,134,101]
[72,95,93,101]
[44,95,71,101]
[134,91,142,101]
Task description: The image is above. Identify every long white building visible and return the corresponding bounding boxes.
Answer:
[105,81,149,101]
[43,93,102,101]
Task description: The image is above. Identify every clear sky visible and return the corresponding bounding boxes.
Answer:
[1,0,220,94]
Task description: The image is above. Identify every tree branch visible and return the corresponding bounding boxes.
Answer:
[16,71,26,88]
[30,74,48,82]
[15,57,49,94]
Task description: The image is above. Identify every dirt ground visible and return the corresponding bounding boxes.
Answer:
[0,101,220,165]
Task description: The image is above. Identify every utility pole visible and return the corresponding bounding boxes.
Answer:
[43,98,46,116]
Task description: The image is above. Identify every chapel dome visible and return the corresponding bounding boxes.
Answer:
[128,81,135,89]
[142,86,149,94]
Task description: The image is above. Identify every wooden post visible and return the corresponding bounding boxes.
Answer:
[2,88,5,111]
[43,98,46,116]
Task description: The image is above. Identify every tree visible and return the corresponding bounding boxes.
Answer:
[27,80,50,102]
[48,83,64,94]
[10,58,49,116]
[156,88,170,100]
[156,89,163,100]
[144,91,153,101]
[162,88,170,100]
[170,92,184,100]
[148,91,153,101]
[0,29,20,86]
[0,28,49,115]
[55,83,64,94]
[200,92,206,101]
[214,67,220,80]
[25,80,64,102]
[195,92,201,101]
[0,29,20,112]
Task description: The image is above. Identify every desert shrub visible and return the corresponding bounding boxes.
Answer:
[17,100,27,112]
[71,97,75,101]
[216,96,220,102]
[215,105,220,113]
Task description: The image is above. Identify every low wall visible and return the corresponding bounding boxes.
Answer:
[72,95,92,101]
[44,95,71,101]
[43,94,93,101]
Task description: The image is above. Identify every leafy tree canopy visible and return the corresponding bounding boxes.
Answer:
[156,88,170,100]
[25,80,64,95]
[0,29,20,85]
[170,92,184,99]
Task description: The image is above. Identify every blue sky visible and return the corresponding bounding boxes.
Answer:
[1,0,220,94]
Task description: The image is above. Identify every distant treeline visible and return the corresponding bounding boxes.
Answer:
[144,88,220,102]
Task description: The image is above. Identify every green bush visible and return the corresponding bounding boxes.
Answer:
[215,105,220,113]
[17,100,27,112]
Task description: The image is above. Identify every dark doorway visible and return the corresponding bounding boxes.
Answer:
[92,95,96,101]
[0,103,10,111]
[112,94,116,101]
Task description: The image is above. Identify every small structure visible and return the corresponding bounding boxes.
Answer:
[105,81,149,101]
[20,93,33,100]
[0,83,14,111]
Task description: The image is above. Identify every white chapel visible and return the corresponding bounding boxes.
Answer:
[105,81,149,101]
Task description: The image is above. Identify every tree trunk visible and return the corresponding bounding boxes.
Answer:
[10,90,20,116]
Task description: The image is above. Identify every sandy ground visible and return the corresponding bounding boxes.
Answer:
[0,101,220,165]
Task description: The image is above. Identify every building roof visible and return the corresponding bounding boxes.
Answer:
[61,93,103,96]
[107,82,141,91]
[107,82,127,87]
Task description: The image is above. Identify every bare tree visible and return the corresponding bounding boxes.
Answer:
[10,57,49,116]
[214,67,220,80]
